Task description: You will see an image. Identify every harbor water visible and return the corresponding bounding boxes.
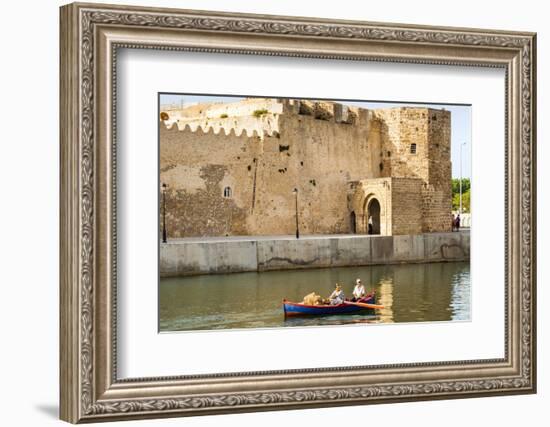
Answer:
[159,261,470,332]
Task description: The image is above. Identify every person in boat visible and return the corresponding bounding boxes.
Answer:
[302,292,323,306]
[328,284,345,305]
[352,278,366,301]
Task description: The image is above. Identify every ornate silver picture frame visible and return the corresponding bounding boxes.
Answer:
[60,2,536,423]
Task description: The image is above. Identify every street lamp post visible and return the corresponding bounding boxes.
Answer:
[293,188,299,239]
[459,141,466,218]
[162,183,167,243]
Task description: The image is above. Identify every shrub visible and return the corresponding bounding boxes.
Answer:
[220,113,228,118]
[252,109,269,118]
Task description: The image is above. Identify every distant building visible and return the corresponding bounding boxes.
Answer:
[160,98,451,237]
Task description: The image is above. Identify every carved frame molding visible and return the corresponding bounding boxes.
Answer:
[60,2,536,423]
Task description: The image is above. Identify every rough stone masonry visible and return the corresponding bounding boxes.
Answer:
[160,98,452,237]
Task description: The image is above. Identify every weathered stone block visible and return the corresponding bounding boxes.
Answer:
[257,239,331,271]
[424,232,466,261]
[329,237,371,266]
[460,232,471,257]
[393,234,425,262]
[370,236,394,263]
[161,240,257,277]
[159,243,179,275]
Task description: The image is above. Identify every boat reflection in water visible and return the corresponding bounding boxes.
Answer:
[159,261,470,332]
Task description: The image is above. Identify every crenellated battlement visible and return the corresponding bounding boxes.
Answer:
[292,99,362,124]
[160,98,369,140]
[161,119,280,139]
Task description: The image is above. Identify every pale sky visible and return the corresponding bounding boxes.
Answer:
[160,93,471,179]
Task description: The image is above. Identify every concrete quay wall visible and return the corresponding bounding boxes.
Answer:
[160,232,470,277]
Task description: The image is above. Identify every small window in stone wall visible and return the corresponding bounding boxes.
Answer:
[410,143,417,154]
[223,187,232,198]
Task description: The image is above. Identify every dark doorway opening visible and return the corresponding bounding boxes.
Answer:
[367,198,381,235]
[350,211,356,234]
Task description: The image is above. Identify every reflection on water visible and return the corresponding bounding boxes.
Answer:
[159,262,470,332]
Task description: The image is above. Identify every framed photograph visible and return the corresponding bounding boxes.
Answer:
[158,93,471,332]
[60,2,536,423]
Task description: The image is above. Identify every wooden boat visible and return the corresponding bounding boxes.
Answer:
[283,293,377,317]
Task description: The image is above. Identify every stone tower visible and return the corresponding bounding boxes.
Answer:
[349,107,452,235]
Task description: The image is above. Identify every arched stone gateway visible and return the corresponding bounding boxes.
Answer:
[350,177,447,236]
[349,179,390,235]
[349,177,430,236]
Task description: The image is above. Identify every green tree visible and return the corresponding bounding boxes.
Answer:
[451,178,470,195]
[451,178,470,213]
[462,190,470,213]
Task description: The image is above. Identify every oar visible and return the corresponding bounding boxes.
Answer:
[344,301,385,310]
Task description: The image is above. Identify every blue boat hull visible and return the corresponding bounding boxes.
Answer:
[283,294,376,317]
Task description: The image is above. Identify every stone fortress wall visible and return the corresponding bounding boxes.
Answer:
[160,98,452,237]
